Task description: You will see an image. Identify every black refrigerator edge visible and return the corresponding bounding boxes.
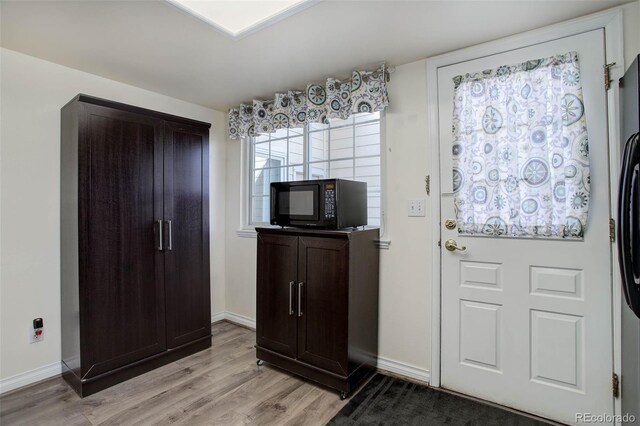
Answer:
[620,54,640,424]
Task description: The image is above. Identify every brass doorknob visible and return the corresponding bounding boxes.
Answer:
[444,239,466,252]
[444,219,457,230]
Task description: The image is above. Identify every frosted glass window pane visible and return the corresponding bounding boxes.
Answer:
[309,131,328,162]
[271,128,289,139]
[253,143,269,169]
[310,162,328,180]
[253,166,281,197]
[308,122,326,131]
[356,122,380,137]
[289,137,304,165]
[271,139,287,164]
[331,116,354,127]
[367,195,381,208]
[356,157,380,167]
[283,166,304,182]
[355,164,380,179]
[356,175,381,191]
[329,160,354,179]
[251,196,270,224]
[355,111,380,123]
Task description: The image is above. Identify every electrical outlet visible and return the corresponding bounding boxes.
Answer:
[407,199,425,217]
[29,318,44,344]
[29,326,44,343]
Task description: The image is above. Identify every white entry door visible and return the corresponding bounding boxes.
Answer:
[439,29,613,424]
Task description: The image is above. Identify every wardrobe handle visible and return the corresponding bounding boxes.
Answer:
[166,220,173,251]
[289,281,295,316]
[156,220,163,251]
[298,282,304,317]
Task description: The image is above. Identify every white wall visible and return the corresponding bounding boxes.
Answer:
[377,59,434,371]
[223,2,640,379]
[0,48,227,384]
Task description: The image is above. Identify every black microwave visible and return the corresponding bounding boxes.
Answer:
[270,179,367,229]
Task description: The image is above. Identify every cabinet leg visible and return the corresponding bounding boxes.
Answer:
[256,359,264,366]
[339,391,348,400]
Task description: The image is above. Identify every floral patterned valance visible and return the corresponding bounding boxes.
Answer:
[452,51,590,239]
[228,66,389,139]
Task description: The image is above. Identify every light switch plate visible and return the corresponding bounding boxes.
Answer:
[408,199,425,217]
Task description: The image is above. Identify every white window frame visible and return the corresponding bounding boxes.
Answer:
[236,112,389,248]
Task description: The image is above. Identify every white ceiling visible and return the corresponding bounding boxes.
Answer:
[0,0,631,111]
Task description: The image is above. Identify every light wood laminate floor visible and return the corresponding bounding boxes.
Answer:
[0,321,349,426]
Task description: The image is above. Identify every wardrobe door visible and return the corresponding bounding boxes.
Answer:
[163,121,211,348]
[80,104,166,379]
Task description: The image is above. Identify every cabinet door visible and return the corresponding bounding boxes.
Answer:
[257,233,298,358]
[297,236,349,375]
[80,104,166,378]
[163,122,211,348]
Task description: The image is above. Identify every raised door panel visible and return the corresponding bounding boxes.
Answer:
[297,236,349,375]
[163,122,211,348]
[256,233,298,358]
[80,104,166,378]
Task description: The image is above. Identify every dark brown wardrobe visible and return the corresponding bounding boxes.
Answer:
[61,95,211,397]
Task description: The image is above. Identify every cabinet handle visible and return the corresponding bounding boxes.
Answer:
[166,220,173,251]
[156,220,163,251]
[289,281,295,316]
[298,282,304,317]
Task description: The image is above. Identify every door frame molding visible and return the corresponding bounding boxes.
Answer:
[427,5,624,416]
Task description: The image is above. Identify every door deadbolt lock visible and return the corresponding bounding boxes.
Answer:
[444,239,466,252]
[445,219,457,230]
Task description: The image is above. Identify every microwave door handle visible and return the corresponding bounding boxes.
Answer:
[618,133,640,316]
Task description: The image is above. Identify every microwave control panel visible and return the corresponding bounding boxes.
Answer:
[324,183,336,219]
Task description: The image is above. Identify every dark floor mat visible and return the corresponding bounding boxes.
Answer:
[327,373,551,426]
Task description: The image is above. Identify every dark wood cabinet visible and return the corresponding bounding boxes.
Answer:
[61,95,211,397]
[256,227,379,399]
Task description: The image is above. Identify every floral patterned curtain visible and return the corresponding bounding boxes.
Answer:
[228,66,389,139]
[452,51,590,239]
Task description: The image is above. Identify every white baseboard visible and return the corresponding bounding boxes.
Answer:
[0,362,62,395]
[223,312,256,330]
[376,356,430,384]
[211,312,226,323]
[211,311,256,330]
